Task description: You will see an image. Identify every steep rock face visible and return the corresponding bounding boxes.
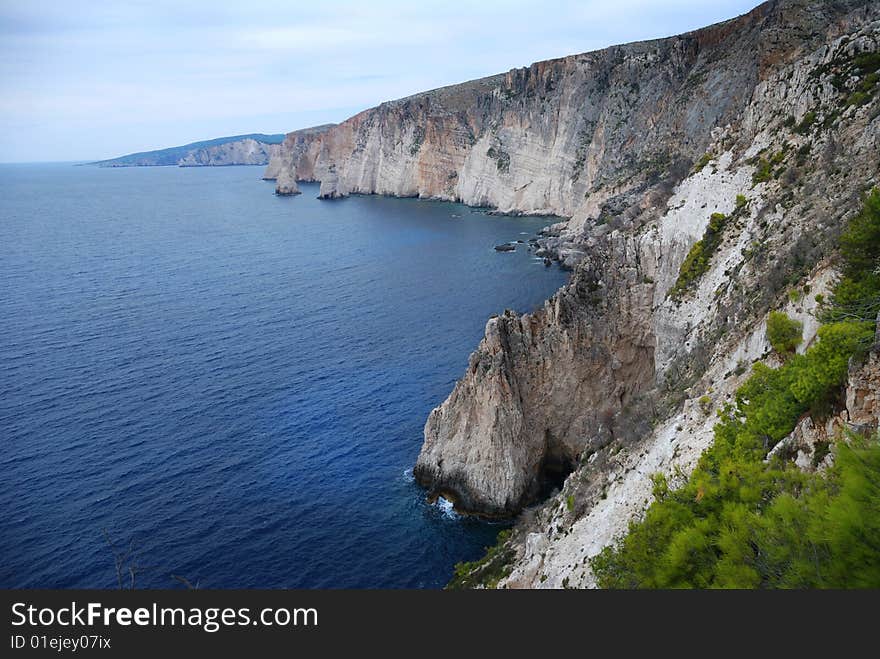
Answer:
[414,235,656,516]
[847,331,880,429]
[497,320,880,589]
[178,138,280,167]
[487,10,880,587]
[271,1,788,211]
[271,1,868,224]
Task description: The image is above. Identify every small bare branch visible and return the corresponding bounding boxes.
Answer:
[171,574,200,590]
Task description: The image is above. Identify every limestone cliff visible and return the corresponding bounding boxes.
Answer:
[178,138,280,167]
[93,133,285,167]
[452,2,879,587]
[415,235,656,516]
[271,1,876,258]
[270,0,880,585]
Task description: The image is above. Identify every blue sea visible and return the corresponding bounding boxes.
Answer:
[0,163,567,589]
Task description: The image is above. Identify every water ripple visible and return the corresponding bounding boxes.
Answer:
[0,164,565,588]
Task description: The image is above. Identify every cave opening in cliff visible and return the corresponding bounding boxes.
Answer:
[538,444,576,500]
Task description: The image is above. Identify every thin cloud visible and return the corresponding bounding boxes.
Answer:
[0,0,761,162]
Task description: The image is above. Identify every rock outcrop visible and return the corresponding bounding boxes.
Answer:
[262,124,335,195]
[846,322,880,429]
[414,234,656,516]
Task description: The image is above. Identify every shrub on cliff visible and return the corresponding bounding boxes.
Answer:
[828,187,880,323]
[591,325,876,588]
[670,213,728,300]
[693,153,713,173]
[794,111,817,135]
[767,311,803,358]
[448,529,513,589]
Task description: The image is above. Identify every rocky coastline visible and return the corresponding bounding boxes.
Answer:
[268,0,880,586]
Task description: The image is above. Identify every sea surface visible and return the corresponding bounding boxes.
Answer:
[0,163,567,588]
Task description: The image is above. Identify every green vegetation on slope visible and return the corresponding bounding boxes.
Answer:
[828,187,880,324]
[752,148,788,185]
[447,529,513,589]
[767,311,803,358]
[591,189,880,588]
[670,212,728,301]
[694,153,713,173]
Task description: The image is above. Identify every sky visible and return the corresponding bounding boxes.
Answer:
[0,0,761,163]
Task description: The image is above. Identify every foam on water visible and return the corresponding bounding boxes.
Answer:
[435,497,460,520]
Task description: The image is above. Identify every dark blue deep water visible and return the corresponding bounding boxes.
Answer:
[0,163,567,588]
